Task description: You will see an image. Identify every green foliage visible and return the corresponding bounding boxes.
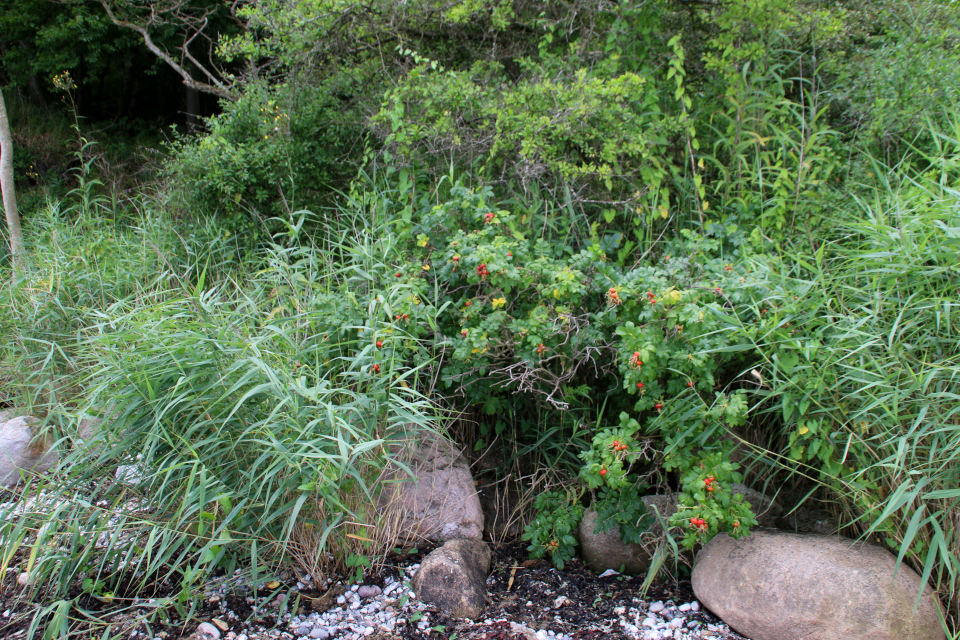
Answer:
[824,0,960,150]
[166,81,366,234]
[0,202,447,632]
[8,0,960,633]
[711,140,960,593]
[522,490,583,570]
[667,449,758,550]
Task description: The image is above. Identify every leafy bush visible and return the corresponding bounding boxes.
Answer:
[166,80,367,239]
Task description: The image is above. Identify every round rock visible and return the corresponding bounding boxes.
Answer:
[692,530,945,640]
[411,538,491,619]
[195,622,222,640]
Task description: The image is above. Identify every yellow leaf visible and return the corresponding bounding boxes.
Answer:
[266,581,280,589]
[492,297,506,309]
[553,289,561,299]
[798,425,809,435]
[345,533,374,543]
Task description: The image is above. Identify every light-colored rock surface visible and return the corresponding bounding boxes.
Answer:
[194,621,221,640]
[692,529,946,640]
[380,428,484,541]
[0,416,59,487]
[411,538,491,619]
[579,508,655,574]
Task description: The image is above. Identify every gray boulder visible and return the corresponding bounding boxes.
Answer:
[411,538,490,619]
[0,416,59,487]
[692,529,945,640]
[380,428,484,542]
[579,507,656,574]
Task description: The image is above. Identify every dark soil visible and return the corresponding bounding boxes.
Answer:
[0,540,733,640]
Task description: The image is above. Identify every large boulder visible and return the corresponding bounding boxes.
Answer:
[411,538,490,619]
[692,529,945,640]
[380,428,484,542]
[0,416,60,487]
[579,486,780,574]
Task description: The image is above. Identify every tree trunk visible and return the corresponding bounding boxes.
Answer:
[186,85,199,132]
[0,88,24,268]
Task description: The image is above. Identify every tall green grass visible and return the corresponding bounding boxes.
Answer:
[0,201,445,635]
[713,129,960,628]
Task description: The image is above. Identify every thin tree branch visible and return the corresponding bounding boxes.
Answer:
[97,0,236,101]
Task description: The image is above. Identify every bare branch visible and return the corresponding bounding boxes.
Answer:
[97,0,236,101]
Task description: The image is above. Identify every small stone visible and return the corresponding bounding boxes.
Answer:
[308,631,328,640]
[678,603,691,612]
[296,626,312,636]
[212,620,229,632]
[598,569,620,578]
[553,596,571,608]
[17,572,30,586]
[196,622,222,640]
[690,601,700,611]
[649,602,665,613]
[643,618,657,628]
[357,585,382,598]
[669,618,683,628]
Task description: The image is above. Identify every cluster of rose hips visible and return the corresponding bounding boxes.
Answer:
[607,287,622,305]
[630,351,642,367]
[484,212,495,223]
[611,439,628,452]
[394,313,409,321]
[647,291,657,305]
[371,364,380,374]
[689,517,708,531]
[476,263,489,279]
[536,343,547,355]
[704,476,716,492]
